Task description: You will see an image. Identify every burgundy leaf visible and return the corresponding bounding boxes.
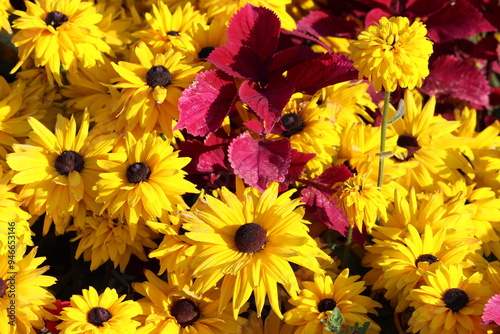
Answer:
[365,8,390,27]
[228,132,291,192]
[300,165,353,234]
[226,4,280,61]
[244,120,264,135]
[284,150,315,185]
[297,10,360,38]
[208,44,265,81]
[177,139,227,174]
[268,45,319,76]
[421,55,490,108]
[239,76,295,132]
[426,0,495,43]
[175,70,237,136]
[482,294,500,326]
[287,53,358,95]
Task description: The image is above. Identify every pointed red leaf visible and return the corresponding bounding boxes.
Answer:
[421,55,490,108]
[228,132,291,192]
[208,45,265,81]
[297,10,360,38]
[426,0,495,43]
[300,165,353,234]
[239,76,295,132]
[244,120,264,135]
[286,53,358,95]
[284,150,316,184]
[268,45,319,76]
[175,70,237,136]
[226,4,280,61]
[177,139,228,174]
[482,294,500,326]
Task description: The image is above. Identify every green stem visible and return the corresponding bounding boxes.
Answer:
[377,91,391,188]
[342,226,353,269]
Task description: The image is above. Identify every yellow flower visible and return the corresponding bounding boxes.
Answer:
[284,269,381,334]
[57,286,141,334]
[10,0,113,86]
[334,173,387,233]
[348,16,433,92]
[408,264,490,334]
[0,0,12,33]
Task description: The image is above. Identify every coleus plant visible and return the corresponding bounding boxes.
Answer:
[175,4,357,234]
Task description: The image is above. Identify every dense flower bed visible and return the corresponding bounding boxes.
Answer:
[0,0,500,333]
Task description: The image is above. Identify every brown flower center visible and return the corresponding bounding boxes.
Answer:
[198,47,215,60]
[170,299,200,327]
[318,298,336,313]
[442,288,469,312]
[0,279,7,297]
[87,307,112,327]
[280,113,303,137]
[126,162,151,183]
[45,11,68,29]
[415,254,439,267]
[234,223,267,254]
[55,150,84,175]
[395,134,420,161]
[167,30,180,36]
[146,65,173,89]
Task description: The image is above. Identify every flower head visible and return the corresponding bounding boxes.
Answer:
[349,16,433,92]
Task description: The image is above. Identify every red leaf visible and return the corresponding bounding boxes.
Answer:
[284,150,315,185]
[426,0,495,43]
[177,139,227,174]
[244,120,264,135]
[208,45,265,81]
[175,70,237,136]
[421,55,490,108]
[300,165,353,234]
[239,76,295,132]
[297,10,360,38]
[482,294,500,326]
[226,4,280,61]
[286,53,358,95]
[268,45,319,75]
[228,132,291,192]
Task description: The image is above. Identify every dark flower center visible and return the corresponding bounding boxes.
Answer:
[318,298,336,313]
[198,47,215,60]
[167,30,180,36]
[126,162,151,183]
[395,134,420,161]
[87,307,112,327]
[415,254,439,267]
[170,299,201,327]
[280,113,303,137]
[442,288,469,312]
[0,279,7,297]
[234,223,267,254]
[45,11,68,29]
[146,65,173,89]
[55,150,85,175]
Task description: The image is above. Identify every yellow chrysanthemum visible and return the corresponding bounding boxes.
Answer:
[284,269,382,334]
[186,20,228,67]
[0,244,57,334]
[363,225,473,312]
[71,213,158,272]
[133,270,244,334]
[408,264,490,334]
[270,93,340,177]
[348,16,433,92]
[133,1,206,54]
[0,0,12,33]
[334,173,387,233]
[182,183,331,318]
[111,41,203,136]
[57,286,141,333]
[94,131,198,232]
[6,112,116,235]
[10,0,113,86]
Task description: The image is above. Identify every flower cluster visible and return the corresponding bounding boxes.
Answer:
[0,0,499,333]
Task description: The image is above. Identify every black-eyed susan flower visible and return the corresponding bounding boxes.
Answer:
[71,213,158,272]
[0,0,12,33]
[133,1,206,54]
[243,309,296,334]
[111,42,203,136]
[57,286,141,333]
[284,269,382,334]
[363,224,473,312]
[94,131,198,232]
[334,173,387,233]
[186,20,227,67]
[182,183,331,318]
[6,112,116,235]
[133,270,243,334]
[10,0,113,86]
[408,264,490,334]
[0,244,57,334]
[348,16,433,92]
